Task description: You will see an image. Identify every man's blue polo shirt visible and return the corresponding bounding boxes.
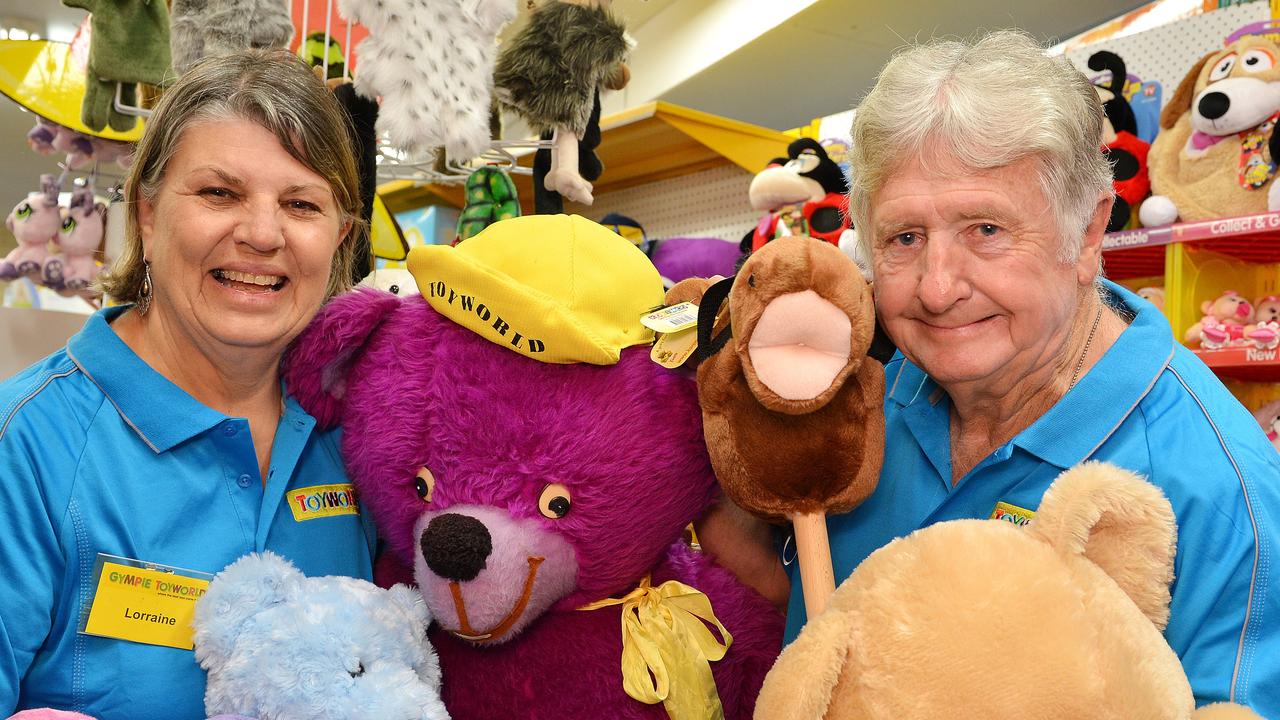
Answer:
[782,281,1280,715]
[0,306,377,719]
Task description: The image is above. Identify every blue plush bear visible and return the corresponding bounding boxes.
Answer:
[193,552,448,720]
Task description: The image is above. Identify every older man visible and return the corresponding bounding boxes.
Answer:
[699,31,1280,715]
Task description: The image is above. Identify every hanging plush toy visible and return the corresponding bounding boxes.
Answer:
[170,0,294,76]
[42,183,106,294]
[339,0,516,160]
[1088,50,1151,232]
[494,0,632,206]
[1141,33,1280,226]
[26,118,133,171]
[0,176,62,283]
[746,138,851,254]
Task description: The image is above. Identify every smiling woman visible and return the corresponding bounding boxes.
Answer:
[0,51,377,720]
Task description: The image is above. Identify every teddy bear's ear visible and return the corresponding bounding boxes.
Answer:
[1162,51,1214,130]
[753,596,859,720]
[385,582,431,628]
[1030,462,1177,630]
[192,551,304,670]
[282,288,404,428]
[1190,702,1266,720]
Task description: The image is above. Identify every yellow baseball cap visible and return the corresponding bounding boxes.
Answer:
[407,214,663,365]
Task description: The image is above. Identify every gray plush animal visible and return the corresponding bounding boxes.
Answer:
[170,0,295,76]
[494,0,630,205]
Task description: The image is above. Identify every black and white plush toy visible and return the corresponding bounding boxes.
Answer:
[339,0,516,160]
[494,0,631,206]
[170,0,294,76]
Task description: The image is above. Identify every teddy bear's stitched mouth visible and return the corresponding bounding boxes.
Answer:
[448,556,544,643]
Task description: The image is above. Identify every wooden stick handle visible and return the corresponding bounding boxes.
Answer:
[792,511,836,619]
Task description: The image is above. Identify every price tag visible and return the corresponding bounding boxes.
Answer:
[641,302,700,334]
[650,327,698,368]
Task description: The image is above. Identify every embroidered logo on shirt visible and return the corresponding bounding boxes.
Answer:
[990,501,1036,527]
[289,483,360,522]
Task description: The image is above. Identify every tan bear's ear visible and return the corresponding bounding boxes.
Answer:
[753,599,858,720]
[1162,52,1214,130]
[1031,462,1177,630]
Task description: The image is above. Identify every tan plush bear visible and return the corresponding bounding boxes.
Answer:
[753,462,1264,720]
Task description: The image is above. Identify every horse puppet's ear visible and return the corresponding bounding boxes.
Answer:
[282,288,404,428]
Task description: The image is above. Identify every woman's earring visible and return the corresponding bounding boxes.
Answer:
[136,261,153,316]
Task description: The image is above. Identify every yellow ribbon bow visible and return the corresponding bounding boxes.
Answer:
[578,576,733,720]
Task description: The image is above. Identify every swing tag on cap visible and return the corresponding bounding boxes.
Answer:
[640,302,700,334]
[651,327,698,368]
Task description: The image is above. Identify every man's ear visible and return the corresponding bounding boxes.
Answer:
[1076,192,1113,285]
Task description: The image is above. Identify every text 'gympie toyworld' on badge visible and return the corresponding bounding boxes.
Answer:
[79,554,213,650]
[640,302,699,334]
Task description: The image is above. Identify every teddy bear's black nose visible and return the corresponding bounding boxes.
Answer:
[420,513,492,582]
[1198,91,1230,120]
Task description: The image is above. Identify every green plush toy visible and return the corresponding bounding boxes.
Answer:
[62,0,172,132]
[455,167,521,243]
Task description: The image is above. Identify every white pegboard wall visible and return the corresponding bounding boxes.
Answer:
[563,164,761,242]
[1064,3,1267,109]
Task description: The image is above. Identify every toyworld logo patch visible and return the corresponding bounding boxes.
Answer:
[424,280,546,356]
[990,501,1036,527]
[289,484,360,522]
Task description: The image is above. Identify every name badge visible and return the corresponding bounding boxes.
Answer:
[79,554,213,650]
[991,501,1036,527]
[289,483,360,522]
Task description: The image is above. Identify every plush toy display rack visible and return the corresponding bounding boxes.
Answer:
[1102,218,1280,402]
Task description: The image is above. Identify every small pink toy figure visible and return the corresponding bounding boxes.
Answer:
[1,175,62,282]
[1253,399,1280,453]
[1184,290,1254,348]
[42,183,105,293]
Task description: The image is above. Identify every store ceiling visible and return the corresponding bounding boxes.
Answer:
[0,0,1149,227]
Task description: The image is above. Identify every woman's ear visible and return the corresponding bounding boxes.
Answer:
[137,194,156,258]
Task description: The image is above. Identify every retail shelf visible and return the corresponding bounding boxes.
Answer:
[381,101,793,214]
[1102,211,1280,279]
[1191,345,1280,382]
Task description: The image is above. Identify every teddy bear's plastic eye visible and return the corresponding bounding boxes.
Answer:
[413,467,435,503]
[389,284,401,295]
[538,483,572,519]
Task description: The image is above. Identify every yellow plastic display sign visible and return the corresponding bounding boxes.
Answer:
[81,556,211,650]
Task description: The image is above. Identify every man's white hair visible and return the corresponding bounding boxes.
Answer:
[849,30,1113,263]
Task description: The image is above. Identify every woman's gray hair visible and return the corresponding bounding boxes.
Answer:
[849,30,1113,263]
[99,49,364,303]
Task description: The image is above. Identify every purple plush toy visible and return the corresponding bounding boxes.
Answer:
[649,236,742,289]
[283,216,783,720]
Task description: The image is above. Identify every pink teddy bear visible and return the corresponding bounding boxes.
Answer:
[1254,400,1280,454]
[0,176,62,282]
[41,183,106,294]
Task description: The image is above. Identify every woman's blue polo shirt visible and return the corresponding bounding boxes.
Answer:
[0,306,376,719]
[783,281,1280,715]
